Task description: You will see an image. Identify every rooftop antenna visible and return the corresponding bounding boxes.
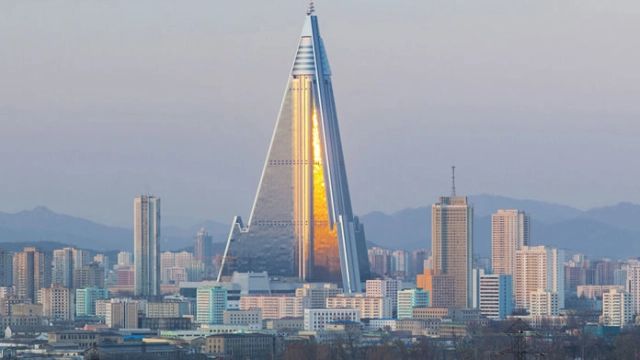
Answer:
[451,166,456,197]
[307,1,315,15]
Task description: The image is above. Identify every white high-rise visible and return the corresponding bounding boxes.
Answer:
[528,289,559,317]
[625,262,640,315]
[134,195,161,297]
[491,210,529,276]
[514,246,564,312]
[601,288,633,327]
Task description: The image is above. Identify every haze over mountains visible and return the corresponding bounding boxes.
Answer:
[0,194,638,259]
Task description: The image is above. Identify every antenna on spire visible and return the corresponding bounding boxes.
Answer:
[307,1,315,15]
[451,165,457,197]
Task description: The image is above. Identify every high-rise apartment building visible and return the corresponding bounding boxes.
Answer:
[491,210,529,276]
[432,195,473,308]
[39,285,74,321]
[196,286,228,324]
[366,279,400,315]
[479,274,513,320]
[74,263,105,289]
[75,287,109,317]
[52,248,74,288]
[397,289,429,319]
[601,288,633,327]
[105,299,140,329]
[528,289,559,317]
[217,11,370,293]
[295,283,342,309]
[13,247,51,302]
[625,262,640,315]
[0,251,13,287]
[117,251,133,266]
[133,195,161,297]
[239,295,303,320]
[515,246,565,312]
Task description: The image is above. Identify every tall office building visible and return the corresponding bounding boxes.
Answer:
[13,247,51,302]
[514,246,565,312]
[432,194,473,309]
[133,195,161,297]
[217,9,369,293]
[196,286,228,324]
[491,209,529,276]
[194,228,214,277]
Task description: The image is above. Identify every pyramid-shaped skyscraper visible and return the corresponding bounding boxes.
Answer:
[218,9,370,293]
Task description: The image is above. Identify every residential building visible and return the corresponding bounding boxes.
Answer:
[528,290,559,317]
[239,295,303,319]
[39,285,74,321]
[74,263,105,288]
[76,287,109,317]
[365,279,400,314]
[491,210,529,276]
[326,294,392,319]
[13,247,51,302]
[397,289,429,319]
[223,309,262,326]
[515,246,565,311]
[202,333,280,360]
[295,283,341,309]
[105,300,140,329]
[196,286,227,324]
[601,288,633,327]
[303,308,360,331]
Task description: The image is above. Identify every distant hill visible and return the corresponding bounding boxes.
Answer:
[1,195,639,258]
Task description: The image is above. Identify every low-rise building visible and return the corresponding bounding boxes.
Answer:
[239,295,303,319]
[202,333,281,360]
[223,309,262,327]
[303,308,360,331]
[326,294,392,319]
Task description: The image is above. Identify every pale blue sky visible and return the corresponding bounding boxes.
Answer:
[1,0,639,227]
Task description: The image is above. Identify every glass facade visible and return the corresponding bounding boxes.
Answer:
[218,14,369,293]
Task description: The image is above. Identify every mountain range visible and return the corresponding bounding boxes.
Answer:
[0,194,638,259]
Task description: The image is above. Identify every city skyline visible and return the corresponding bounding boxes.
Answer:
[2,1,640,227]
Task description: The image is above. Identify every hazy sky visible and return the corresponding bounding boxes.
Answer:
[1,0,639,227]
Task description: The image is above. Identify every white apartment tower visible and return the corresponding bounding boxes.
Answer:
[515,246,564,312]
[491,210,529,276]
[601,288,633,327]
[134,195,161,297]
[528,289,559,317]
